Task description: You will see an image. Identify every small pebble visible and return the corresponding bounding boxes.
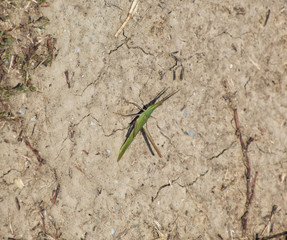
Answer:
[111,229,115,235]
[183,109,188,116]
[19,109,25,115]
[114,205,120,211]
[188,130,195,137]
[106,149,111,155]
[90,121,96,126]
[115,179,119,184]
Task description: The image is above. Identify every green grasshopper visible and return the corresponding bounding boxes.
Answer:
[117,88,179,161]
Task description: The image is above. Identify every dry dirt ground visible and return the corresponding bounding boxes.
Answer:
[1,0,287,239]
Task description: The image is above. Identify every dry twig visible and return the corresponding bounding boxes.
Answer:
[234,107,258,237]
[256,231,287,240]
[224,79,258,237]
[52,184,60,205]
[115,0,139,37]
[260,205,278,235]
[22,136,46,165]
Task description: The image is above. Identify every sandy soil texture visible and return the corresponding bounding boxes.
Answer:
[1,0,287,239]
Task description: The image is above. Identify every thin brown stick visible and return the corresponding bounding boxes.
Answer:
[260,205,278,236]
[52,184,60,205]
[15,197,20,210]
[64,70,70,88]
[256,231,287,240]
[143,127,162,158]
[47,37,57,65]
[233,108,258,237]
[40,209,46,234]
[22,136,46,165]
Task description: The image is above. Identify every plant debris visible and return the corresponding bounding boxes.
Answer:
[0,0,56,121]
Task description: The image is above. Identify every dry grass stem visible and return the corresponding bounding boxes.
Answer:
[115,0,139,37]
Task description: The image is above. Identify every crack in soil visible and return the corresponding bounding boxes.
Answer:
[90,115,126,137]
[0,169,17,179]
[151,177,180,202]
[108,36,153,56]
[69,113,126,139]
[152,169,209,202]
[126,41,154,55]
[108,42,125,55]
[104,0,122,10]
[208,142,236,161]
[77,65,107,97]
[156,123,192,160]
[177,169,209,188]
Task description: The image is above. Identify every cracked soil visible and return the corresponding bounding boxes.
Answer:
[0,0,287,239]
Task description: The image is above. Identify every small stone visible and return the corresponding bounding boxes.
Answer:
[114,205,120,211]
[19,109,25,115]
[188,130,195,137]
